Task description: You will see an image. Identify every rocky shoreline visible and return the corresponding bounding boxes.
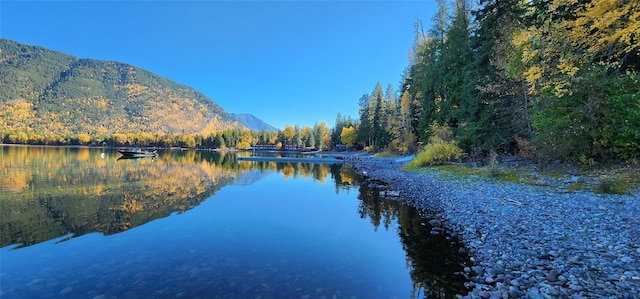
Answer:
[351,159,640,298]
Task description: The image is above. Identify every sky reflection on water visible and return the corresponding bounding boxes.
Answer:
[0,146,469,298]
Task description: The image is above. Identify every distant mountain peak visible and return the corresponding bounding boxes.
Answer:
[230,113,278,131]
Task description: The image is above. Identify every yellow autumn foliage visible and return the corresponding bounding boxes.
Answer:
[0,39,242,136]
[571,0,640,57]
[515,0,639,96]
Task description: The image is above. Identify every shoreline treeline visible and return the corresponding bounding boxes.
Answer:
[344,0,639,164]
[1,122,334,150]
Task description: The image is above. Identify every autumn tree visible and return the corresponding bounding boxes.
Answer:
[237,129,254,149]
[513,0,640,161]
[283,125,295,146]
[77,133,91,145]
[313,122,331,151]
[397,90,416,152]
[340,126,357,148]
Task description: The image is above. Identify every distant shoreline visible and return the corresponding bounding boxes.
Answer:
[0,143,298,153]
[0,143,375,158]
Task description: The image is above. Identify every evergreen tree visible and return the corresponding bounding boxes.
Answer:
[294,125,303,148]
[357,94,372,146]
[406,0,451,144]
[307,130,316,149]
[473,0,532,153]
[371,83,386,149]
[442,0,474,126]
[216,134,225,148]
[332,112,344,146]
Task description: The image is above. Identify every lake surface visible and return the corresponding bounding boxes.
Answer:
[0,145,470,298]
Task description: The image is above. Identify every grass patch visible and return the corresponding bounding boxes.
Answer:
[489,170,524,183]
[404,159,534,185]
[566,181,586,192]
[434,164,481,179]
[594,178,632,195]
[374,151,400,158]
[403,155,639,195]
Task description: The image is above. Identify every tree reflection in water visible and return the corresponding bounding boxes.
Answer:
[1,146,345,248]
[1,145,470,298]
[352,173,471,298]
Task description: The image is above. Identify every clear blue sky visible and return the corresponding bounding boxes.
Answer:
[1,0,436,130]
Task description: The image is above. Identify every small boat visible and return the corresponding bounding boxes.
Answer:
[118,148,158,157]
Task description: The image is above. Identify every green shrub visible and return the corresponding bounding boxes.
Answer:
[408,141,466,167]
[532,68,640,163]
[485,154,502,177]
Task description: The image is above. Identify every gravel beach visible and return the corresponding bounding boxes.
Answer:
[351,158,640,298]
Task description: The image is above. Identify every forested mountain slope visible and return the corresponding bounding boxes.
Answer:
[0,39,243,135]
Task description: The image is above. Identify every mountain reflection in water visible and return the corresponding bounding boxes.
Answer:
[0,145,470,298]
[0,146,339,248]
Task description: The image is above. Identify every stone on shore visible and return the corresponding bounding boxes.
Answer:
[351,158,640,298]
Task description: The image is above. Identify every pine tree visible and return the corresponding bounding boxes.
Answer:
[371,83,385,150]
[410,0,449,144]
[442,0,475,137]
[357,94,372,147]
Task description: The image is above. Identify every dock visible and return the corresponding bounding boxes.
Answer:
[237,156,345,164]
[236,152,413,165]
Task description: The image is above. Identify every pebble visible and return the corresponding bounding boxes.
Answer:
[508,287,523,298]
[509,279,519,287]
[546,272,557,282]
[352,159,640,298]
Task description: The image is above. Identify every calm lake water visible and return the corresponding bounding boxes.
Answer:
[0,145,470,298]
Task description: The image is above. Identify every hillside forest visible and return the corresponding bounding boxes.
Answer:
[0,38,335,151]
[0,38,242,138]
[2,0,639,165]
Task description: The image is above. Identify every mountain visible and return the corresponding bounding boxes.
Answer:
[0,39,243,135]
[230,113,278,131]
